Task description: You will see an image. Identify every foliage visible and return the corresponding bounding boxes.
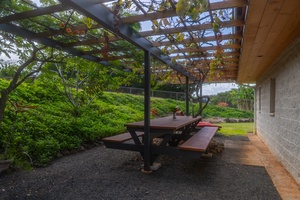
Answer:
[200,104,253,119]
[176,0,208,20]
[217,102,228,107]
[210,90,236,108]
[231,84,254,100]
[230,84,254,111]
[0,78,253,169]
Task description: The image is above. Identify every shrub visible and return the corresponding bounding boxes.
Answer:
[0,78,253,168]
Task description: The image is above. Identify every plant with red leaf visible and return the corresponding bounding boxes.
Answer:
[7,100,38,115]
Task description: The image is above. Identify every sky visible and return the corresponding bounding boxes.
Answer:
[202,83,238,95]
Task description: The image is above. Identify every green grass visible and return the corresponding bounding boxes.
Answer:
[217,122,254,137]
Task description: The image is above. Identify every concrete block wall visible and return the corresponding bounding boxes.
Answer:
[255,37,300,184]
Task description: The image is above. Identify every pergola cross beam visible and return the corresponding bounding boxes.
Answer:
[0,23,101,62]
[59,0,195,80]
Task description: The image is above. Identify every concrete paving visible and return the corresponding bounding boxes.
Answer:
[222,133,300,200]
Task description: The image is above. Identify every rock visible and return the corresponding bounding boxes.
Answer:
[70,149,78,154]
[208,140,224,155]
[61,150,70,156]
[210,149,217,155]
[203,117,254,123]
[0,159,13,173]
[56,152,63,158]
[78,146,85,151]
[223,118,230,123]
[228,118,238,123]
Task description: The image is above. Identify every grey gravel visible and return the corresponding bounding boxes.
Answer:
[0,137,281,200]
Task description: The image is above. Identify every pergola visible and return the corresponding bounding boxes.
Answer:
[1,1,299,83]
[1,0,300,172]
[0,0,248,84]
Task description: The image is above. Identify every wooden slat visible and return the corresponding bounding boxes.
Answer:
[172,44,241,53]
[122,0,248,23]
[179,127,218,152]
[140,20,244,37]
[103,132,144,143]
[170,52,240,59]
[152,33,242,47]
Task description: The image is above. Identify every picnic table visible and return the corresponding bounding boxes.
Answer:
[103,116,218,172]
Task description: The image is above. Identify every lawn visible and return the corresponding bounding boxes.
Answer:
[217,122,254,137]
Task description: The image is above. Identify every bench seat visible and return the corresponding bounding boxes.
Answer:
[178,127,218,152]
[103,132,144,143]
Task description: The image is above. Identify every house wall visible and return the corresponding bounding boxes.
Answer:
[255,37,300,184]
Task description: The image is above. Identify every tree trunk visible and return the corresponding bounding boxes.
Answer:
[0,49,37,123]
[0,89,9,122]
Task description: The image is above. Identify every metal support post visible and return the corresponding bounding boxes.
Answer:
[143,50,151,172]
[199,82,203,116]
[186,76,189,116]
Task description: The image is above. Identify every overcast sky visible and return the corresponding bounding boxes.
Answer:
[202,83,238,95]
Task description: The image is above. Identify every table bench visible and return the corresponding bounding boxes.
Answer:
[103,132,144,143]
[179,127,218,152]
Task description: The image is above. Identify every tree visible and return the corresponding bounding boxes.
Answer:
[42,57,129,117]
[210,90,236,108]
[0,34,56,122]
[231,84,254,111]
[0,0,142,122]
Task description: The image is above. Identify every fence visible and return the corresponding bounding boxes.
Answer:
[117,87,186,100]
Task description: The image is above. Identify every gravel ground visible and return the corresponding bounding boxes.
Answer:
[0,136,281,200]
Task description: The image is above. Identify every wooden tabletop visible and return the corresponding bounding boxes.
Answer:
[125,116,201,130]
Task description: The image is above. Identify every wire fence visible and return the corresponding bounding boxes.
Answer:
[117,87,186,101]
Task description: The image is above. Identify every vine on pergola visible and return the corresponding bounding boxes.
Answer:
[142,0,230,84]
[53,0,233,85]
[3,0,237,86]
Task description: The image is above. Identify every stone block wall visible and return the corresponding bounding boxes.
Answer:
[255,37,300,184]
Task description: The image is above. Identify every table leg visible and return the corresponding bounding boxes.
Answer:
[128,130,142,144]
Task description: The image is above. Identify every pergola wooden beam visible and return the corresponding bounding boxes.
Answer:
[140,20,244,37]
[2,0,246,25]
[152,33,242,47]
[0,23,101,62]
[101,52,241,62]
[170,51,240,59]
[38,19,243,46]
[59,0,195,79]
[122,0,248,23]
[171,44,241,54]
[183,57,240,63]
[0,0,249,84]
[62,33,242,48]
[81,43,240,55]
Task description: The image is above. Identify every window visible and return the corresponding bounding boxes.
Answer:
[270,78,276,115]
